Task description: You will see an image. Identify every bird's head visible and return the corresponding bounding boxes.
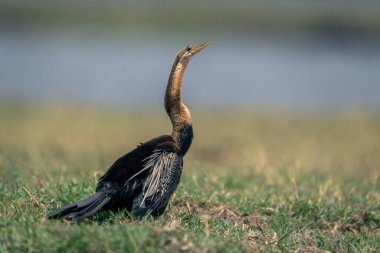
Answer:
[175,40,213,65]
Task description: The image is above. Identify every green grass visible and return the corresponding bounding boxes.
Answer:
[0,104,379,252]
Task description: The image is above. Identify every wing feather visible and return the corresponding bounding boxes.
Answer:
[133,149,182,218]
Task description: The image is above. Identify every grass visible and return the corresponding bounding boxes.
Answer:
[0,104,379,252]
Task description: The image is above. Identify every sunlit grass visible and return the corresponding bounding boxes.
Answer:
[1,104,379,252]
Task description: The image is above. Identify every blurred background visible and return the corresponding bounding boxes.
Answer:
[1,0,380,111]
[1,1,380,181]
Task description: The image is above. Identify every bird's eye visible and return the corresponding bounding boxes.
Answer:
[186,46,192,51]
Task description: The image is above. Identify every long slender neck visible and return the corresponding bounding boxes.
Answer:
[164,58,193,156]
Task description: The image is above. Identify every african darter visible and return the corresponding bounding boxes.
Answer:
[49,41,212,220]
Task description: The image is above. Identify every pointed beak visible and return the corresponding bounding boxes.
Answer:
[190,40,213,56]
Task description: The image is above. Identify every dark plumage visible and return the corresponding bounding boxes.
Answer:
[48,41,212,221]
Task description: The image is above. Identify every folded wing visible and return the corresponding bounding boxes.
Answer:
[132,149,183,218]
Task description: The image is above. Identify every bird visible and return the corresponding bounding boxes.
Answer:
[48,41,212,221]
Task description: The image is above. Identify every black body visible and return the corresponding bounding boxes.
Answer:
[49,134,189,220]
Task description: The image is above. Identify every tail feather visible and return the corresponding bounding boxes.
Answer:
[48,192,111,221]
[50,192,103,211]
[73,196,111,220]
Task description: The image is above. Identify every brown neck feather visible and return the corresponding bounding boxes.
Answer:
[164,57,192,145]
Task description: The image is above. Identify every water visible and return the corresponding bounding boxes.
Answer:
[0,28,379,111]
